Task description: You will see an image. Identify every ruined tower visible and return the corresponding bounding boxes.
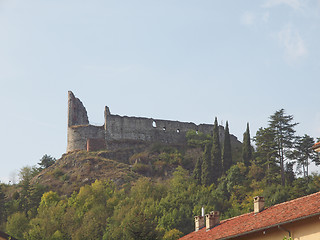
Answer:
[67,91,241,152]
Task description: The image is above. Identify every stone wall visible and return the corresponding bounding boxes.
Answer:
[67,125,105,152]
[68,91,89,127]
[67,91,241,152]
[105,113,218,144]
[87,138,106,151]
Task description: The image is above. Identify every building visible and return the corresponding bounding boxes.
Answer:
[0,231,18,240]
[312,141,320,153]
[67,91,241,152]
[180,192,320,240]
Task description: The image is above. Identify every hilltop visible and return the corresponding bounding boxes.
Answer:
[32,137,242,196]
[32,150,140,196]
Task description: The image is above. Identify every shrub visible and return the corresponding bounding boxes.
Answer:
[129,152,150,164]
[52,169,64,179]
[132,163,152,176]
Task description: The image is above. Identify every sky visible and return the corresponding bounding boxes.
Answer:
[1,0,320,183]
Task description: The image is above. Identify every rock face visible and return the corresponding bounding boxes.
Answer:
[67,91,241,152]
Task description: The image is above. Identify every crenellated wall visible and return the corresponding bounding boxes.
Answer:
[67,91,240,152]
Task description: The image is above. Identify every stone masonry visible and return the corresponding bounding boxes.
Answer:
[67,91,241,152]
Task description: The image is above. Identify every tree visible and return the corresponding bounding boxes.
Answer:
[222,121,232,173]
[211,117,222,182]
[163,229,183,240]
[158,167,195,234]
[201,143,213,186]
[254,127,278,167]
[0,184,5,227]
[285,162,295,185]
[18,166,34,216]
[193,157,202,185]
[6,212,30,239]
[125,208,159,240]
[269,109,298,186]
[186,130,212,150]
[17,166,45,218]
[254,127,279,184]
[26,200,66,240]
[38,155,56,170]
[293,135,319,180]
[242,123,252,167]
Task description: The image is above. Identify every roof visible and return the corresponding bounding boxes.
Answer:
[312,141,320,151]
[180,191,320,240]
[0,231,19,240]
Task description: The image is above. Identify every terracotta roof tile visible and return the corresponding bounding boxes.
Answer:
[179,191,320,240]
[312,141,320,149]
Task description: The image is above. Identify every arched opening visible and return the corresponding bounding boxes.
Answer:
[152,121,157,128]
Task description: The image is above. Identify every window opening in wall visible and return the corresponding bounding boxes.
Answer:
[163,127,166,131]
[196,130,198,134]
[177,129,180,133]
[152,121,157,128]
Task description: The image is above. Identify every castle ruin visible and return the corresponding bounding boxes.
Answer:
[67,91,240,152]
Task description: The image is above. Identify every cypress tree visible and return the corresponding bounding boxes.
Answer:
[211,117,222,182]
[193,157,202,185]
[242,122,252,167]
[222,121,232,173]
[201,143,213,186]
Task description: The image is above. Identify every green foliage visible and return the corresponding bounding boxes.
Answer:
[254,127,278,172]
[51,169,64,179]
[0,184,5,227]
[129,152,150,164]
[125,207,160,240]
[158,151,183,166]
[26,201,67,240]
[51,230,64,240]
[1,109,320,239]
[225,163,247,194]
[186,130,212,149]
[2,163,320,240]
[104,178,164,240]
[38,155,56,170]
[163,229,183,240]
[6,212,30,240]
[242,123,252,167]
[19,166,40,182]
[283,237,293,240]
[192,157,202,185]
[39,191,60,208]
[222,121,232,173]
[293,134,318,179]
[211,117,222,182]
[17,166,46,218]
[201,143,213,186]
[269,109,298,186]
[132,163,153,176]
[285,162,295,186]
[60,174,70,181]
[158,167,195,234]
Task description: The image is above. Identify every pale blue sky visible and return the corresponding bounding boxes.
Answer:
[1,0,320,183]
